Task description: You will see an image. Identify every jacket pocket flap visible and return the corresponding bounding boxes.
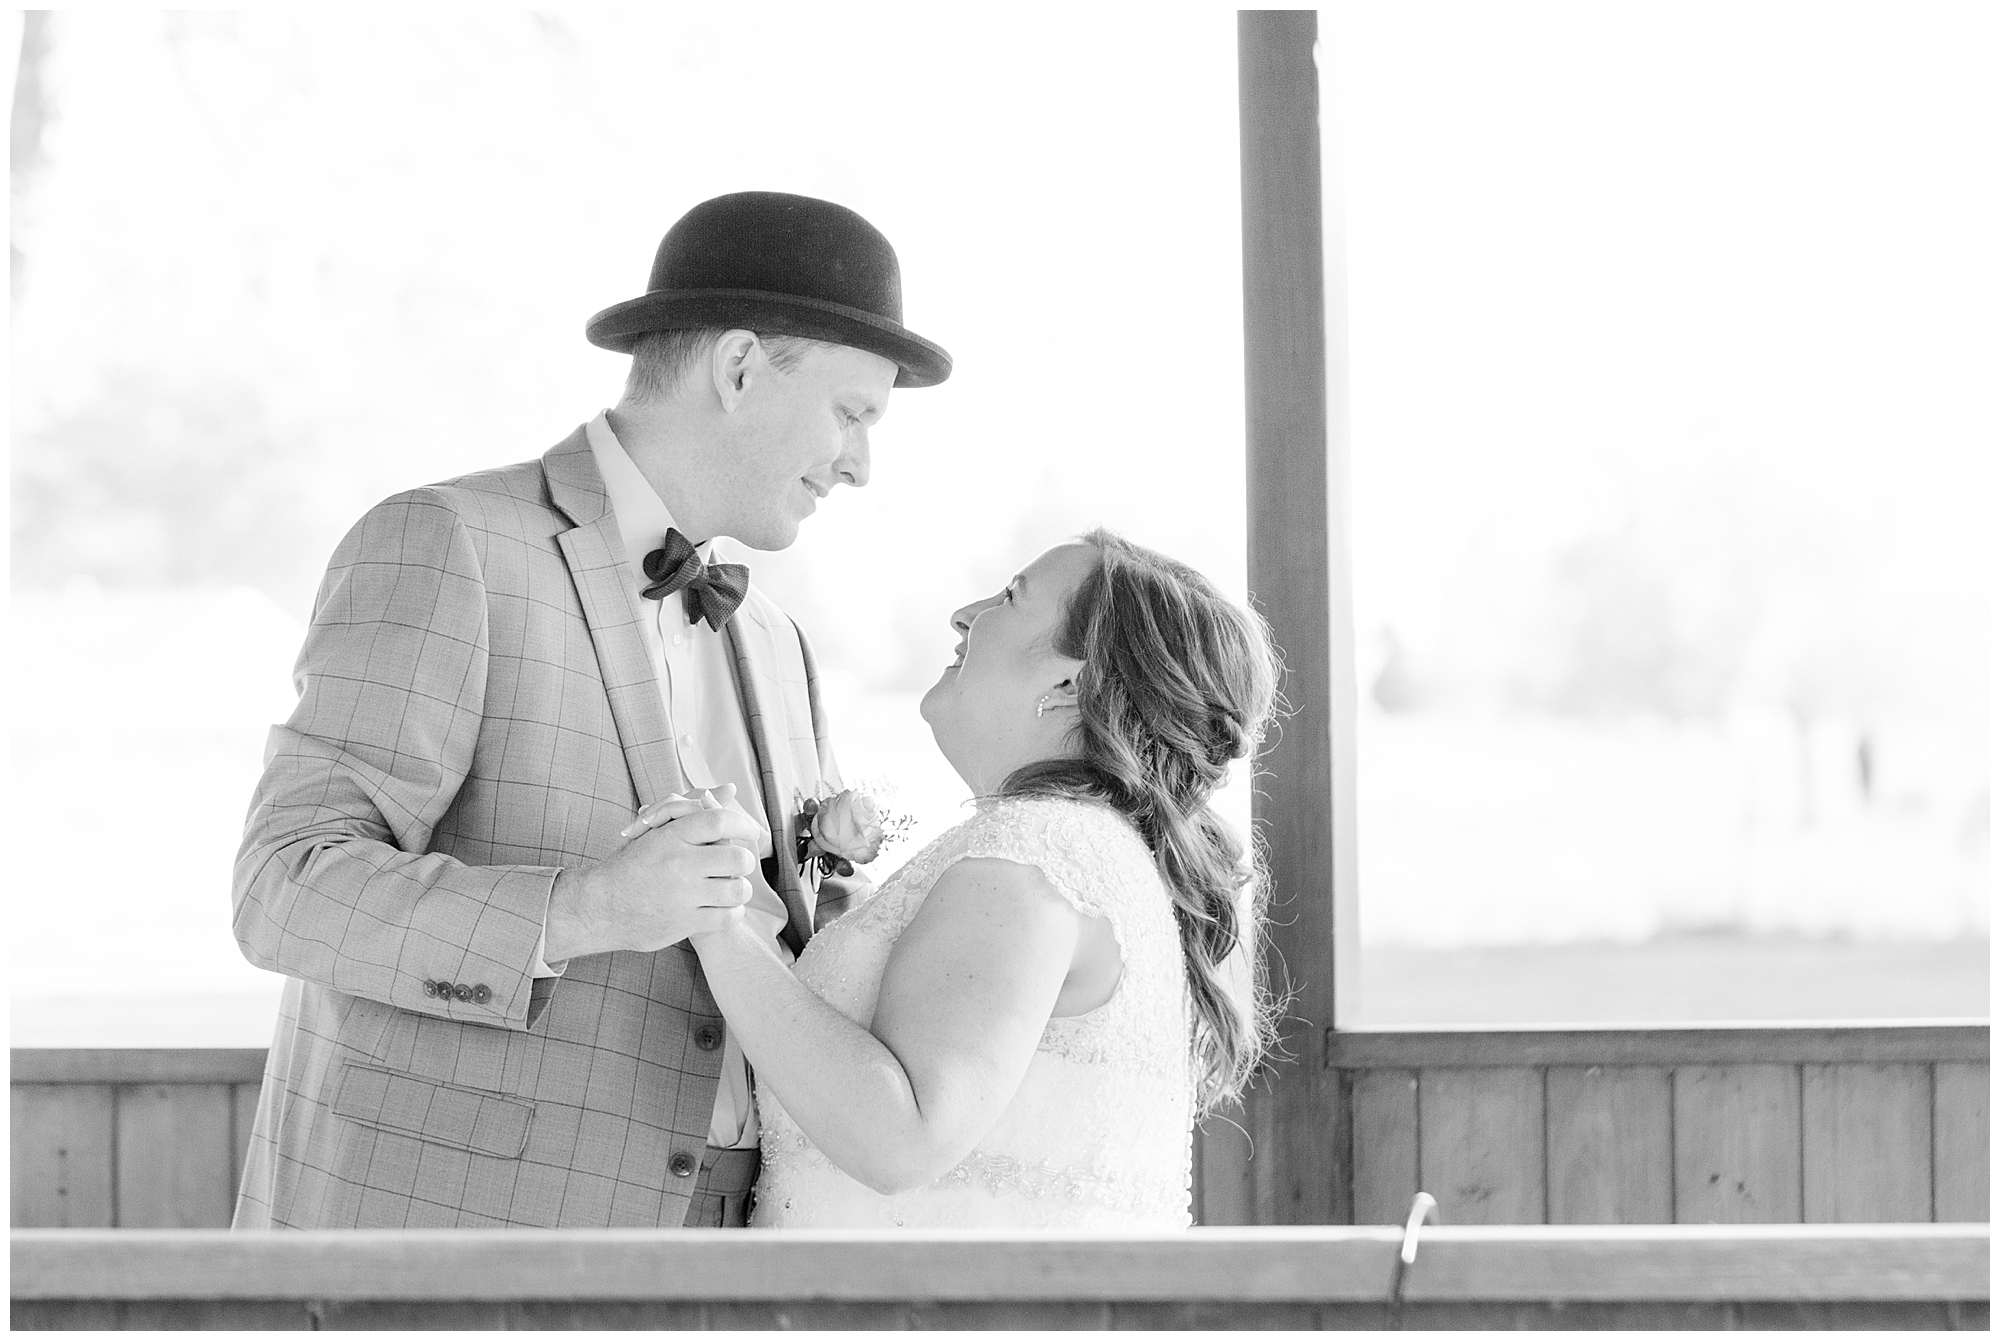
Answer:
[332,1063,535,1159]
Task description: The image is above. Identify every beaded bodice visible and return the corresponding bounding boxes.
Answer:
[751,795,1195,1228]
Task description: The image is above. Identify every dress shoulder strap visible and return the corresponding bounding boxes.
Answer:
[950,796,1158,931]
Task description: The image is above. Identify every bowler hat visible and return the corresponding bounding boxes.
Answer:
[585,191,951,389]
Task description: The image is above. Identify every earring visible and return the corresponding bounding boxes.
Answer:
[1036,693,1051,718]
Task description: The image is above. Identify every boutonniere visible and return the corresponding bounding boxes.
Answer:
[796,783,914,882]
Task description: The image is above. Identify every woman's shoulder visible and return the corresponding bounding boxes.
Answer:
[937,793,1159,916]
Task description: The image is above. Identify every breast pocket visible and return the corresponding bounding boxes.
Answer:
[331,1063,536,1159]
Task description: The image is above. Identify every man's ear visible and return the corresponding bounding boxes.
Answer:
[711,329,763,411]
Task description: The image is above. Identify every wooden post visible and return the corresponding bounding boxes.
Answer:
[1195,9,1360,1226]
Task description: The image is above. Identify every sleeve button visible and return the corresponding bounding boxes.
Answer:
[422,980,439,998]
[669,1151,696,1178]
[452,983,473,1002]
[694,1026,723,1052]
[471,984,492,1005]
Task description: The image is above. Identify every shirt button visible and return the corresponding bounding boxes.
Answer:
[671,633,683,646]
[694,1026,723,1052]
[669,1151,697,1178]
[679,733,694,747]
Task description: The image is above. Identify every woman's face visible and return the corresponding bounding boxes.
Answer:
[920,542,1099,794]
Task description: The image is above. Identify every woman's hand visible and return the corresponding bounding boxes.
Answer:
[619,781,741,839]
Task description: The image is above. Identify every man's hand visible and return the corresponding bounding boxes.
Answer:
[545,788,760,961]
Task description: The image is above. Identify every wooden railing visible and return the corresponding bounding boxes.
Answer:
[10,1225,1990,1329]
[13,1025,1989,1231]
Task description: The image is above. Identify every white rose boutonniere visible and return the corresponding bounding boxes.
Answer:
[796,784,913,881]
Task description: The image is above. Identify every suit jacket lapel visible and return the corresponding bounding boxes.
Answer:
[544,428,685,810]
[722,617,816,957]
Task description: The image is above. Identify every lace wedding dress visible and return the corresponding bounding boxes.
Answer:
[751,794,1195,1228]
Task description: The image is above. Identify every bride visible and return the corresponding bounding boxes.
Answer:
[692,530,1279,1228]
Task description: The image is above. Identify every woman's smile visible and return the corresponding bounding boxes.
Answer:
[919,542,1099,797]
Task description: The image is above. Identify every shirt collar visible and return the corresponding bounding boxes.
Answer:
[584,410,714,582]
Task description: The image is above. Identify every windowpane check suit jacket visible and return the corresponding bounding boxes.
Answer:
[231,426,847,1228]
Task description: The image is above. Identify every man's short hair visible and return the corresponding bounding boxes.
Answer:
[621,328,833,405]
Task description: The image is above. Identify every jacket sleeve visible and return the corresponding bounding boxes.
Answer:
[231,489,558,1031]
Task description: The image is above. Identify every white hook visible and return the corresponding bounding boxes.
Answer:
[1388,1190,1442,1325]
[1399,1191,1439,1266]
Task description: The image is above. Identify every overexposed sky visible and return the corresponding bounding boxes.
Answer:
[9,6,1991,1013]
[11,7,1247,692]
[14,3,1991,717]
[1339,1,1994,720]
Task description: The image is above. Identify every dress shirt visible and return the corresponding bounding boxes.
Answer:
[540,410,791,1150]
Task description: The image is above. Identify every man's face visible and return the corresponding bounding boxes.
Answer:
[713,341,898,550]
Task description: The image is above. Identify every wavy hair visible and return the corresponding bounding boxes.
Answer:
[1000,530,1282,1113]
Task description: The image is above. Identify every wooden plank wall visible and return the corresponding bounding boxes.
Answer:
[11,1051,265,1229]
[13,1034,1989,1231]
[1318,1026,1989,1229]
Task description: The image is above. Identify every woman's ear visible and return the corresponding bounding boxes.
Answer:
[1043,678,1082,713]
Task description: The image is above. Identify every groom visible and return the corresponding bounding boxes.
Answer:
[230,192,950,1229]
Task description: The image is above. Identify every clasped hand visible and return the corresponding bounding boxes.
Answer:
[544,783,761,961]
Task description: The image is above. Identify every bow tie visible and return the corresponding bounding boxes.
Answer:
[641,528,750,631]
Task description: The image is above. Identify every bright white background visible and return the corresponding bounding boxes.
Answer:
[1338,2,1992,948]
[9,4,1990,1039]
[8,6,1251,1035]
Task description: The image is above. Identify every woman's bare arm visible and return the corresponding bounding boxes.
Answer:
[689,857,1083,1193]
